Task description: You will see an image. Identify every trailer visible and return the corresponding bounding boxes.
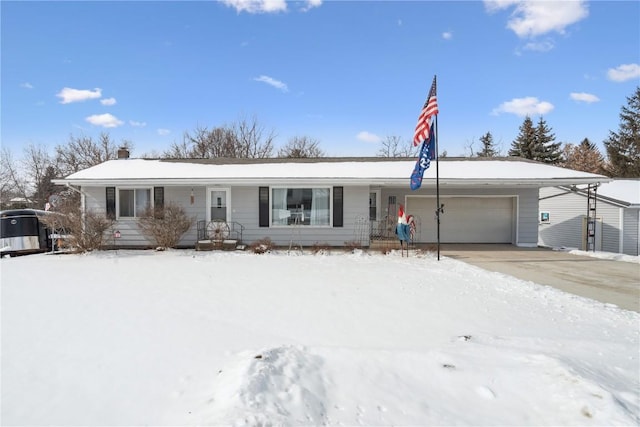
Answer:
[0,209,64,257]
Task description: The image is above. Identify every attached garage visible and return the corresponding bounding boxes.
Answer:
[407,196,516,243]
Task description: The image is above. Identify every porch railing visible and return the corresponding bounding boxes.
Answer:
[196,220,244,243]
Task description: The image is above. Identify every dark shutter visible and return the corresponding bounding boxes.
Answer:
[259,187,269,227]
[154,187,164,218]
[333,186,343,227]
[106,187,116,219]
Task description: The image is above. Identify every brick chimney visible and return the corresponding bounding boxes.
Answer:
[117,147,130,159]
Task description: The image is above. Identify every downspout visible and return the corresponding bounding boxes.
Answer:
[64,183,87,231]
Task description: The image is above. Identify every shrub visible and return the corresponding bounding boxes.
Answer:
[137,202,194,249]
[249,237,274,254]
[41,195,114,252]
[311,242,331,255]
[344,240,362,252]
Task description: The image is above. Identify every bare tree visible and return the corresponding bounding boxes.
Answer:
[377,135,417,157]
[22,144,56,209]
[164,115,275,159]
[464,137,476,157]
[232,114,275,158]
[55,132,132,175]
[0,147,30,206]
[278,136,325,158]
[163,138,192,159]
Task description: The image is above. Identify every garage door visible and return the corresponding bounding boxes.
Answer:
[406,197,515,243]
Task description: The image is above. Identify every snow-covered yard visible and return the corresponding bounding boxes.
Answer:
[1,249,638,426]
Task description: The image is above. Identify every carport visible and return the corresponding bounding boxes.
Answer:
[440,244,640,313]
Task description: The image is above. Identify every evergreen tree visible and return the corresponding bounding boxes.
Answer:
[509,116,538,159]
[535,116,562,164]
[477,131,499,157]
[509,116,561,163]
[562,138,605,174]
[603,86,640,177]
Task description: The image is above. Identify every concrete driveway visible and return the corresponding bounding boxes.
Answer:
[437,244,640,313]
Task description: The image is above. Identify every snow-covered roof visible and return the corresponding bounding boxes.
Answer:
[55,157,609,187]
[596,179,640,206]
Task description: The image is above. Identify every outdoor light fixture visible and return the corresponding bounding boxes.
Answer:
[190,189,194,205]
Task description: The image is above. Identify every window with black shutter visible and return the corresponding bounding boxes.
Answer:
[333,186,343,227]
[154,187,164,218]
[106,187,116,219]
[259,187,269,227]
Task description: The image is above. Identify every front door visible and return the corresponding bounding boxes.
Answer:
[207,188,230,222]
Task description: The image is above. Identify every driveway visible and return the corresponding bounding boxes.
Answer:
[437,244,640,313]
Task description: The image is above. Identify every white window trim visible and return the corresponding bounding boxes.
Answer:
[269,185,333,228]
[205,187,231,223]
[370,189,381,222]
[116,186,154,220]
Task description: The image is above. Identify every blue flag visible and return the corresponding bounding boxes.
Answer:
[410,125,436,190]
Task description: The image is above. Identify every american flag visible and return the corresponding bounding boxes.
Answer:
[413,76,439,146]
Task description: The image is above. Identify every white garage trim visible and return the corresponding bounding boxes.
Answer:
[406,195,517,244]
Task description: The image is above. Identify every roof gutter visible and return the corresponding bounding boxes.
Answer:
[53,176,610,187]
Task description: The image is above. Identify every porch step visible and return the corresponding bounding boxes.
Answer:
[195,239,240,251]
[222,240,238,250]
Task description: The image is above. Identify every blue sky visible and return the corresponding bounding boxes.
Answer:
[2,0,639,158]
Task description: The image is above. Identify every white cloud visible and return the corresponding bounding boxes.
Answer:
[483,0,519,13]
[57,87,102,104]
[221,0,287,14]
[100,97,117,106]
[129,120,147,127]
[484,0,588,38]
[607,63,640,82]
[522,39,554,52]
[157,128,171,136]
[570,92,600,103]
[491,97,554,116]
[300,0,322,12]
[254,75,289,92]
[357,131,381,144]
[442,31,453,40]
[85,113,123,128]
[20,82,34,89]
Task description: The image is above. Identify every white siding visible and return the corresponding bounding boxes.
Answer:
[539,188,586,250]
[599,203,622,253]
[83,185,201,248]
[622,208,640,256]
[81,184,368,248]
[79,183,545,249]
[539,186,634,254]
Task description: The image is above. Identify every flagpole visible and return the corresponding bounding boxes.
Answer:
[434,76,442,261]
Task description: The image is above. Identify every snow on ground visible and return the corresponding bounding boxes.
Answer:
[546,245,640,264]
[2,249,639,426]
[565,249,640,264]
